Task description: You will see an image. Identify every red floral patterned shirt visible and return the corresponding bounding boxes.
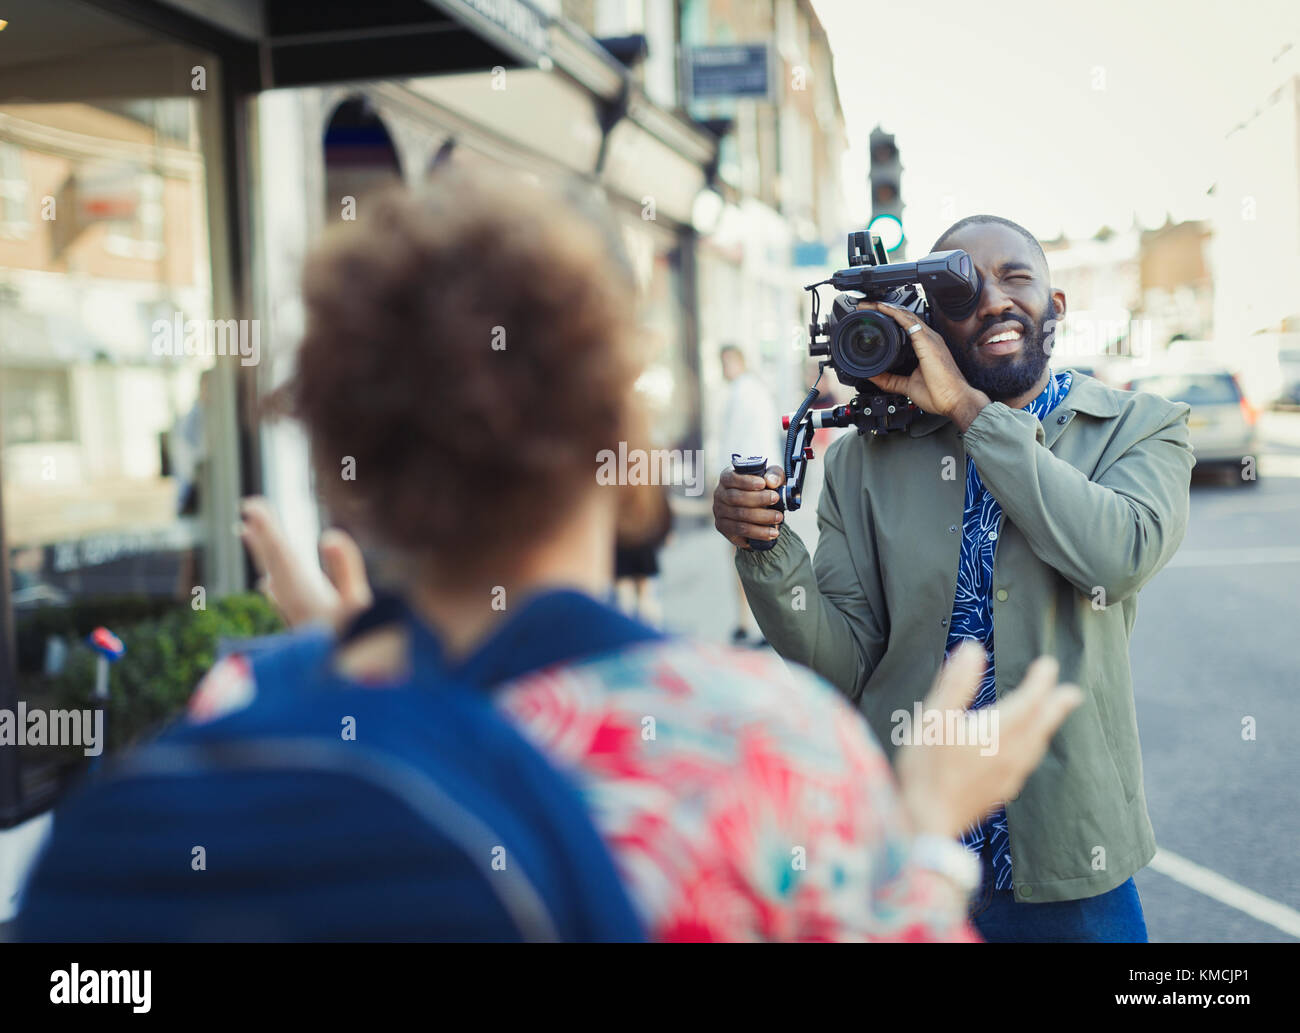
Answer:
[191,637,979,942]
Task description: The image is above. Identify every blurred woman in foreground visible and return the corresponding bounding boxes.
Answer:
[209,164,1081,941]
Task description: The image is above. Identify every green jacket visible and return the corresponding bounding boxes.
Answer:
[736,371,1194,903]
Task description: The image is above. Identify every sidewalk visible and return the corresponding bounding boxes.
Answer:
[0,810,52,931]
[656,521,736,643]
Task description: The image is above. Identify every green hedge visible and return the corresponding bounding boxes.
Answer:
[21,592,283,754]
[14,594,184,672]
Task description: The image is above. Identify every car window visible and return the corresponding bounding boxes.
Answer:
[1131,374,1239,405]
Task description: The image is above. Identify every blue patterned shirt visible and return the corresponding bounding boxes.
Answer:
[949,369,1073,890]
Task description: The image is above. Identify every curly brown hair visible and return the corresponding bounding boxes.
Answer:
[278,164,645,581]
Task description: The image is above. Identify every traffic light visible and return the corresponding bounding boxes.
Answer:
[868,126,904,257]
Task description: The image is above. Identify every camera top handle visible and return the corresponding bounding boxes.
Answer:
[847,230,889,268]
[829,249,981,320]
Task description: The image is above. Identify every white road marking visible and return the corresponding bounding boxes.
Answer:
[1259,454,1300,478]
[0,811,53,922]
[1148,848,1300,939]
[1167,546,1300,568]
[1199,494,1300,517]
[1259,414,1300,448]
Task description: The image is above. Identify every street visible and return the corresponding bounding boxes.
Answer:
[659,411,1300,942]
[1132,412,1300,942]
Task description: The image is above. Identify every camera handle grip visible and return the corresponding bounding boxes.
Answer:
[730,454,784,552]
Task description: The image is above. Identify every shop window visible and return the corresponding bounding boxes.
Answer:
[776,0,800,62]
[2,94,229,804]
[594,0,643,35]
[2,367,76,446]
[0,141,28,234]
[618,215,696,453]
[103,172,165,260]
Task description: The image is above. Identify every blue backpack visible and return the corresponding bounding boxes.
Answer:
[18,614,645,942]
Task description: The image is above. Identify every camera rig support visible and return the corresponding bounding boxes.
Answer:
[777,369,921,512]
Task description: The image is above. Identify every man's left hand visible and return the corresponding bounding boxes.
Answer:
[857,301,992,432]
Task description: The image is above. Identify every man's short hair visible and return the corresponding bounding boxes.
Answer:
[931,215,1049,276]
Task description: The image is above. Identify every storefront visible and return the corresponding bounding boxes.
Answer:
[0,0,718,825]
[0,0,257,823]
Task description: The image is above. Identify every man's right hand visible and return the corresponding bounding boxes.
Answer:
[713,464,786,550]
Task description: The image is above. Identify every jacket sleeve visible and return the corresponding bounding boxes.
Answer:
[735,462,887,701]
[959,399,1194,604]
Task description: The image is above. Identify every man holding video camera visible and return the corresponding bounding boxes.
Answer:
[713,215,1194,942]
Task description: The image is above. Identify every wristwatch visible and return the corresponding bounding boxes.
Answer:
[910,835,982,896]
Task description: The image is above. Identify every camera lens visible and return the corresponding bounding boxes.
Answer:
[832,311,901,380]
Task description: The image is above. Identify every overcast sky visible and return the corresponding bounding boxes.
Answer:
[812,0,1300,250]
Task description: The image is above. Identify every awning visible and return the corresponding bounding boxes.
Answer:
[0,0,554,101]
[137,0,553,87]
[151,0,715,167]
[263,0,551,89]
[0,0,716,207]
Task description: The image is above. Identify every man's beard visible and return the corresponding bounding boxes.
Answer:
[946,303,1055,402]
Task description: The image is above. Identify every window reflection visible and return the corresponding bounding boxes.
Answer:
[0,98,215,743]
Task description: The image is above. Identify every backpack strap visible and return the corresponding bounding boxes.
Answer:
[244,599,439,698]
[223,610,644,942]
[243,624,338,696]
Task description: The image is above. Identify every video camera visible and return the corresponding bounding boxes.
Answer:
[731,231,982,550]
[812,231,982,392]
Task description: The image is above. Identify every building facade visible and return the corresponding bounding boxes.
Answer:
[1042,218,1215,377]
[1210,48,1300,403]
[0,0,850,829]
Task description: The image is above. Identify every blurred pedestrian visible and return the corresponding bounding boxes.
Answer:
[613,483,672,625]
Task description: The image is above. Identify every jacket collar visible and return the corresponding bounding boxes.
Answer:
[1056,370,1124,418]
[906,368,1122,438]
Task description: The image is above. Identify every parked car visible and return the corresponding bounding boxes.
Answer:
[1123,369,1259,485]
